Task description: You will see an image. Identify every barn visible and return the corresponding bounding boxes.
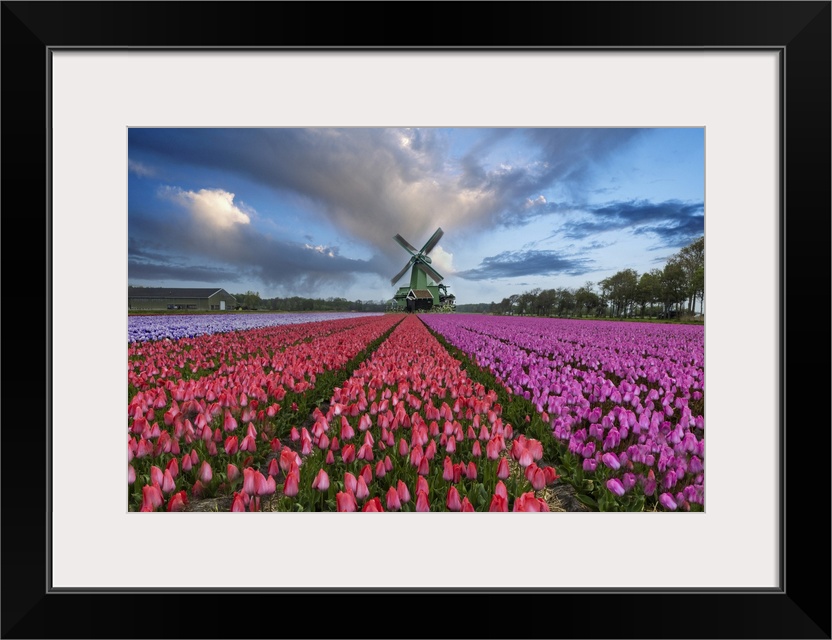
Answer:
[128,287,237,311]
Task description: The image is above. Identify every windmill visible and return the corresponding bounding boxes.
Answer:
[390,227,455,312]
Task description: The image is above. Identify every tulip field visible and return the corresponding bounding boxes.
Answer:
[128,312,704,512]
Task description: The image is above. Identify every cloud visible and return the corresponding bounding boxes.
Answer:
[160,187,252,229]
[563,199,704,247]
[426,245,455,277]
[128,204,383,296]
[128,159,156,177]
[455,249,595,280]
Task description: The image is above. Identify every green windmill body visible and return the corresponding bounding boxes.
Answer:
[389,227,455,312]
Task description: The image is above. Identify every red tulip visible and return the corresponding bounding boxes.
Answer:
[357,443,374,461]
[341,444,356,464]
[416,476,429,496]
[141,483,164,511]
[279,447,298,474]
[359,464,373,485]
[240,435,257,453]
[224,435,239,456]
[417,456,430,476]
[362,496,384,512]
[223,409,237,432]
[442,456,454,482]
[150,465,164,487]
[227,463,240,483]
[496,457,510,480]
[166,490,188,512]
[128,464,136,485]
[489,494,508,512]
[231,492,246,512]
[267,458,279,478]
[461,496,475,512]
[336,491,357,512]
[465,461,478,481]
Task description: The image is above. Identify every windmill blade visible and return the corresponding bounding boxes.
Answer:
[391,258,415,286]
[416,261,444,284]
[420,227,444,255]
[393,234,418,255]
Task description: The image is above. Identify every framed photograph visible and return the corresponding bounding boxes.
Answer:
[4,1,829,638]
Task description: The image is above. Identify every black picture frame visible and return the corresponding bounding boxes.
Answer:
[3,2,829,638]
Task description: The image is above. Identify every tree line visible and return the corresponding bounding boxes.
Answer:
[231,291,390,313]
[482,236,704,320]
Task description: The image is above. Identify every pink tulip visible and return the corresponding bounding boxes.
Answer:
[141,483,164,510]
[397,480,411,504]
[231,492,246,512]
[198,461,213,484]
[362,497,384,512]
[446,486,462,511]
[336,491,357,512]
[415,490,430,512]
[161,470,177,494]
[386,487,402,511]
[283,470,299,497]
[224,435,239,456]
[312,468,330,492]
[166,490,188,512]
[355,476,370,501]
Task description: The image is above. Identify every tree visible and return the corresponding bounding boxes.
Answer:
[660,259,687,317]
[636,269,662,317]
[676,235,704,313]
[600,269,639,317]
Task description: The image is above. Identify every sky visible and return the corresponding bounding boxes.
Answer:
[128,127,704,305]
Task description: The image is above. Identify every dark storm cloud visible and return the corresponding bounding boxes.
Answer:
[128,201,384,295]
[455,250,594,281]
[563,199,704,247]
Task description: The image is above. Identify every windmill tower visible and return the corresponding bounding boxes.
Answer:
[390,227,455,312]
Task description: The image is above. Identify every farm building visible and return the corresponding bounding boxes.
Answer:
[128,287,237,311]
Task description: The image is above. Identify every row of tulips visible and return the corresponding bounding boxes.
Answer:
[420,314,704,511]
[128,314,403,511]
[128,311,383,342]
[129,313,397,392]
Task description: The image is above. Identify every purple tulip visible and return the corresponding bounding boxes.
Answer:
[606,478,626,497]
[601,452,621,470]
[658,492,678,510]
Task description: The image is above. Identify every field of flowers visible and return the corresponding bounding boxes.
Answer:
[128,312,704,512]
